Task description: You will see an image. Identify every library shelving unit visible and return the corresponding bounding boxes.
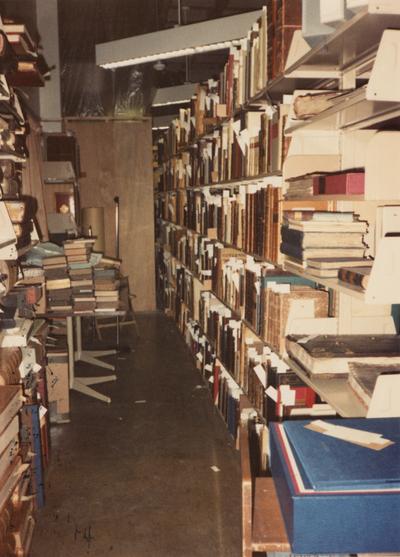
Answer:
[153,2,400,433]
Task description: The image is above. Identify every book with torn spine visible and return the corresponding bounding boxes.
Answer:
[293,90,348,120]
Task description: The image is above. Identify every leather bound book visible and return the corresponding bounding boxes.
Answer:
[286,334,400,376]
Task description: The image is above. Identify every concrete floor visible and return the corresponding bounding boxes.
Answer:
[30,313,242,557]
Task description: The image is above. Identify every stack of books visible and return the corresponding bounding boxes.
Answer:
[64,239,96,314]
[63,238,93,265]
[280,212,368,274]
[42,255,71,313]
[93,261,121,313]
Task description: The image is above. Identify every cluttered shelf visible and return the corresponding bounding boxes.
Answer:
[158,213,394,305]
[155,172,282,194]
[283,356,366,418]
[267,5,400,99]
[161,244,371,419]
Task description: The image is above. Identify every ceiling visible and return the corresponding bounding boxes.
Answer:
[0,0,266,117]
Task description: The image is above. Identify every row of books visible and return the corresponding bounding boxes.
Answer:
[157,266,245,437]
[155,102,290,190]
[155,2,301,160]
[244,335,335,423]
[184,320,241,439]
[156,183,283,263]
[43,239,121,314]
[157,248,336,426]
[158,228,332,356]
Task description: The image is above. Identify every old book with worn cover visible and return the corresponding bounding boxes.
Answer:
[286,334,400,376]
[307,257,372,270]
[338,265,372,290]
[281,227,364,248]
[281,242,365,261]
[46,278,71,290]
[348,363,400,409]
[294,91,345,119]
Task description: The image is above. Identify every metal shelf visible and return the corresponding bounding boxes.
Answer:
[268,7,400,99]
[285,85,400,134]
[285,357,367,418]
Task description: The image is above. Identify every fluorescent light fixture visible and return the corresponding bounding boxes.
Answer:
[152,114,178,130]
[152,83,198,108]
[96,10,260,69]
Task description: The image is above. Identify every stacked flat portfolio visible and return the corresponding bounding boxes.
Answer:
[270,418,400,554]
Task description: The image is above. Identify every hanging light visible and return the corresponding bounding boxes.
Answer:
[96,10,260,69]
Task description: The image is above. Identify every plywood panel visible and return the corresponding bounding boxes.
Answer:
[64,118,156,311]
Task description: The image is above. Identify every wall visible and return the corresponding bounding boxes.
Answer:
[65,118,156,312]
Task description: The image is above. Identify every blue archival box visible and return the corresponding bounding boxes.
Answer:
[270,418,400,554]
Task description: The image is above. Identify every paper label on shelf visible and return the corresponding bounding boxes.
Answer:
[232,120,241,136]
[232,273,240,289]
[253,364,267,388]
[266,385,278,402]
[280,385,296,406]
[196,352,203,362]
[236,132,247,156]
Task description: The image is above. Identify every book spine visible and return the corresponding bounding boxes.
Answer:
[338,268,368,290]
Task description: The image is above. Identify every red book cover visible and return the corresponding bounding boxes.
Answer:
[213,362,220,404]
[225,54,234,117]
[324,172,365,195]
